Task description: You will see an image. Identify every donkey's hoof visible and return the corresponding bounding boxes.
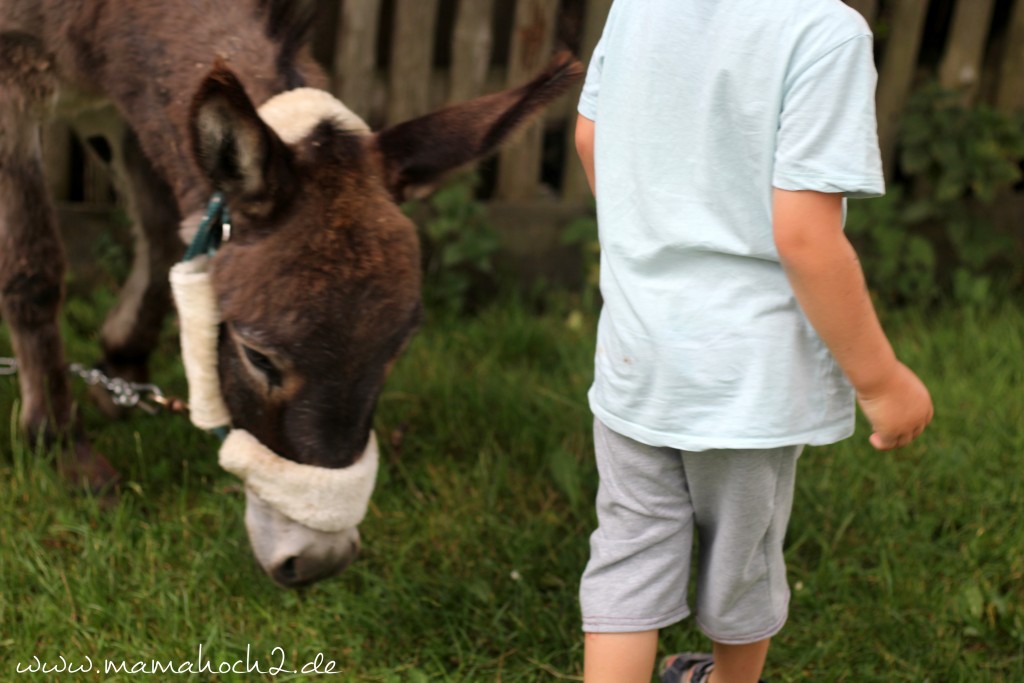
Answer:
[58,441,121,499]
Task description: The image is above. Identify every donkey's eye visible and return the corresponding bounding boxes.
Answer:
[242,346,281,385]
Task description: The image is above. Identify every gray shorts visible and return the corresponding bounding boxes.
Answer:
[580,419,802,644]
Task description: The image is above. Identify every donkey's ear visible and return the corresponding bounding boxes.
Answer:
[189,63,293,217]
[373,52,584,201]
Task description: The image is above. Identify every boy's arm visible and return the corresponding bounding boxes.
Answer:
[575,113,596,196]
[773,188,933,450]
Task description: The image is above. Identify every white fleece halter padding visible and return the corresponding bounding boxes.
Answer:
[257,88,370,143]
[169,257,231,430]
[169,89,380,528]
[220,429,379,532]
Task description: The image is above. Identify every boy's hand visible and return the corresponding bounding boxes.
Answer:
[855,361,933,450]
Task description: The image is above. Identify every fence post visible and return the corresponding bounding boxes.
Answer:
[938,0,997,105]
[449,0,495,104]
[845,0,879,24]
[332,0,383,120]
[387,0,440,124]
[561,0,612,202]
[495,0,559,201]
[43,121,72,201]
[996,0,1024,113]
[82,151,113,204]
[876,0,931,181]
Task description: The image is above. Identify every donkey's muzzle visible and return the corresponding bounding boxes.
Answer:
[244,488,361,588]
[219,430,380,587]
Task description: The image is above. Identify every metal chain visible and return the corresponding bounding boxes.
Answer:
[0,356,187,415]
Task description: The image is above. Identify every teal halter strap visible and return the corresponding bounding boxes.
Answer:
[183,192,232,262]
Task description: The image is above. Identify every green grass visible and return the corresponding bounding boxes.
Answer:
[1,288,1022,682]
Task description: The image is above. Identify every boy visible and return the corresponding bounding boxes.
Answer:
[573,1,933,682]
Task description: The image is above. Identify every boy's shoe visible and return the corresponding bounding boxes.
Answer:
[658,652,768,683]
[658,653,713,683]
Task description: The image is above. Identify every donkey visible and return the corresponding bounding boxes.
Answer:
[0,0,582,587]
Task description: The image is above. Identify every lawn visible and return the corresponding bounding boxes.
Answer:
[1,284,1022,682]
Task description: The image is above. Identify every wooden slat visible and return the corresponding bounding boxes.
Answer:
[42,121,72,201]
[449,0,496,104]
[561,0,612,202]
[331,0,383,120]
[938,0,997,104]
[845,0,880,24]
[311,0,340,72]
[82,151,113,205]
[387,0,440,124]
[876,0,931,180]
[996,0,1024,112]
[495,0,560,201]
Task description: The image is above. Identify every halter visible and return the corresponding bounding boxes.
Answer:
[168,89,378,533]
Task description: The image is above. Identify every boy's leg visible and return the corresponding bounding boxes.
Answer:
[708,639,771,683]
[678,446,801,683]
[580,420,695,681]
[584,631,659,683]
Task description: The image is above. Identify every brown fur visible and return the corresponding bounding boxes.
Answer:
[0,0,582,490]
[0,32,71,439]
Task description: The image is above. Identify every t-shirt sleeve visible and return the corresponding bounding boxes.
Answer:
[773,34,885,198]
[578,34,605,121]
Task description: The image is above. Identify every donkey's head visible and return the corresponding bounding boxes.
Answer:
[182,54,582,587]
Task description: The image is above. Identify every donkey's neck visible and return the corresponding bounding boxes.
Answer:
[44,0,323,214]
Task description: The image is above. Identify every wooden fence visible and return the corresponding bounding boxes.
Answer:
[48,0,1024,208]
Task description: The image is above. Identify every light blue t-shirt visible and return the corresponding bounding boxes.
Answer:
[579,0,885,451]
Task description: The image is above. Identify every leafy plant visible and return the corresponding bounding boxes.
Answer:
[849,84,1024,306]
[901,86,1024,204]
[407,174,500,316]
[846,188,941,305]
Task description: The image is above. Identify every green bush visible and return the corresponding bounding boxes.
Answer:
[407,174,500,316]
[848,85,1024,306]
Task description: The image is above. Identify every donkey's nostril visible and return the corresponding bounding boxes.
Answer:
[271,554,344,588]
[273,556,299,586]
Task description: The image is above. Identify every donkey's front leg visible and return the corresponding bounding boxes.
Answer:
[0,32,70,439]
[0,32,118,490]
[0,143,70,439]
